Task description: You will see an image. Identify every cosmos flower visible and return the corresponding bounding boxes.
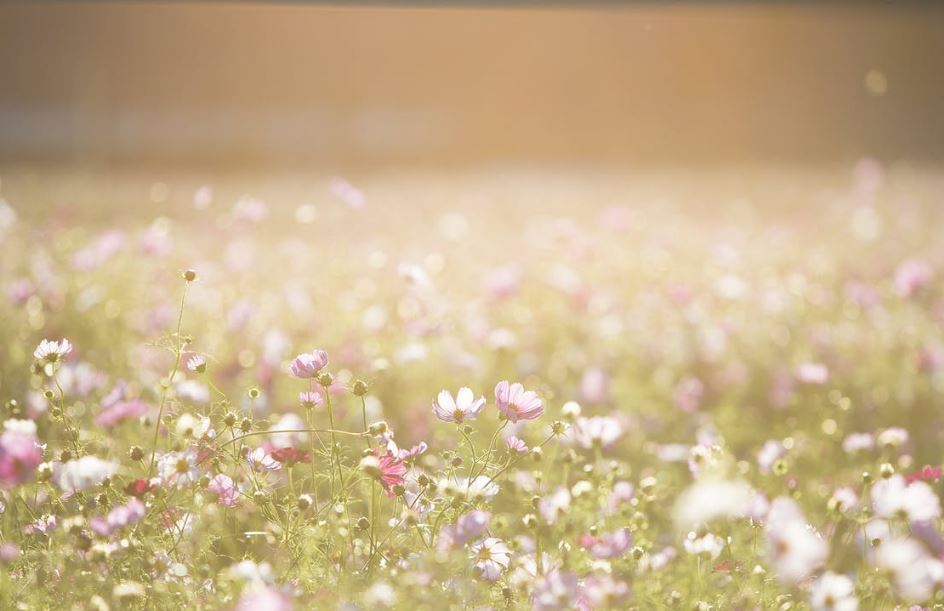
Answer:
[871,475,941,522]
[873,537,937,602]
[289,350,329,378]
[362,449,406,497]
[90,499,146,536]
[765,497,828,584]
[33,338,72,363]
[810,572,858,611]
[95,399,149,429]
[157,450,202,488]
[532,571,581,611]
[469,537,511,581]
[494,381,544,423]
[506,436,529,454]
[684,532,725,560]
[571,416,623,449]
[432,388,486,423]
[298,391,323,409]
[235,585,294,611]
[186,355,207,373]
[53,456,119,492]
[247,447,280,472]
[0,421,43,487]
[208,473,239,507]
[578,528,632,559]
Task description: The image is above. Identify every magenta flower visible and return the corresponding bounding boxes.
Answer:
[375,450,406,497]
[494,381,544,423]
[432,388,486,423]
[289,350,328,378]
[0,422,43,487]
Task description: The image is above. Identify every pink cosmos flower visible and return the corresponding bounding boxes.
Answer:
[432,388,486,423]
[236,585,294,611]
[208,473,239,507]
[0,422,43,487]
[578,528,632,559]
[506,436,529,454]
[396,441,428,462]
[95,399,149,429]
[90,498,146,536]
[33,338,72,363]
[298,391,323,409]
[494,381,544,423]
[894,258,933,298]
[23,515,57,536]
[375,450,406,497]
[673,377,704,413]
[289,350,328,378]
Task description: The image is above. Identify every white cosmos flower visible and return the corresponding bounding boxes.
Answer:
[810,572,858,611]
[53,456,119,491]
[765,497,828,584]
[432,388,486,423]
[157,450,201,488]
[673,478,753,531]
[470,537,511,581]
[570,416,623,449]
[440,475,499,500]
[871,475,941,522]
[33,338,73,363]
[539,487,572,525]
[873,537,936,602]
[684,532,725,559]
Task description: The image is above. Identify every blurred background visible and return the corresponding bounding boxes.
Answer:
[1,2,943,170]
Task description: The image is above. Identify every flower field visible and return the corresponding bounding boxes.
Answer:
[1,164,944,609]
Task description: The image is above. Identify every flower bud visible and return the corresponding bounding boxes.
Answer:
[352,379,369,397]
[182,270,197,282]
[297,494,313,511]
[129,446,144,461]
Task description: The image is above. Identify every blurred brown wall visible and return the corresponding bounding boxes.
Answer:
[0,2,943,168]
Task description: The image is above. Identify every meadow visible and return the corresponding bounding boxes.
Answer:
[0,162,943,609]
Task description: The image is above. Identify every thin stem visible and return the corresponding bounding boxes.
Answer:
[148,282,189,476]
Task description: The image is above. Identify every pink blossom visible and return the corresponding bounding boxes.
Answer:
[95,399,149,429]
[673,377,704,413]
[578,528,632,559]
[375,450,406,497]
[506,436,529,454]
[236,585,294,611]
[894,259,933,298]
[494,381,544,423]
[208,473,239,507]
[289,350,328,378]
[0,423,43,487]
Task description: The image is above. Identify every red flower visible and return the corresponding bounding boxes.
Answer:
[271,447,311,466]
[125,478,156,497]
